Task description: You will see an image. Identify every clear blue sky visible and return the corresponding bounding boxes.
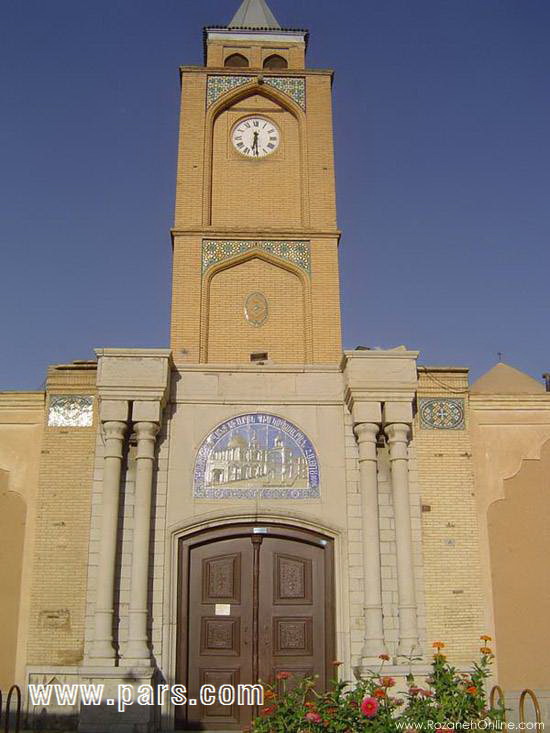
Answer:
[1,0,549,390]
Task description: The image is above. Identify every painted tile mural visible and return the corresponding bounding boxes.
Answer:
[194,413,320,499]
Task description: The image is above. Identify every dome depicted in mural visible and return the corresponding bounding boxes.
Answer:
[193,413,320,499]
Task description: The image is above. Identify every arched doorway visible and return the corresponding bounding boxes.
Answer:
[176,523,335,730]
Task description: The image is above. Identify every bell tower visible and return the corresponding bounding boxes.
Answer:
[170,0,342,364]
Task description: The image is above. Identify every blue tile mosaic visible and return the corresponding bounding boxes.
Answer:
[419,398,465,430]
[207,75,306,109]
[202,240,311,274]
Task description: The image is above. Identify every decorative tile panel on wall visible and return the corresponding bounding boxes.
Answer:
[47,395,94,427]
[193,413,320,499]
[419,398,465,430]
[202,239,311,275]
[207,75,306,109]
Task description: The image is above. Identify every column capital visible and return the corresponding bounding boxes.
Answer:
[134,421,160,460]
[354,422,379,442]
[354,422,379,462]
[102,421,128,459]
[384,422,410,444]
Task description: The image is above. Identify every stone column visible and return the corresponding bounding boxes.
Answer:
[89,402,129,663]
[125,403,161,665]
[355,421,386,662]
[385,420,419,656]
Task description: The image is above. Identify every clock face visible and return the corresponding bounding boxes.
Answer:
[231,116,280,158]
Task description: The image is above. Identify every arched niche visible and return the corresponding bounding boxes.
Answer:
[225,53,249,68]
[203,83,309,228]
[201,251,312,364]
[263,54,288,70]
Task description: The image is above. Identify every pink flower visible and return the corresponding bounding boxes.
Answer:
[381,676,396,687]
[275,671,291,680]
[360,697,379,718]
[420,689,434,698]
[304,711,322,723]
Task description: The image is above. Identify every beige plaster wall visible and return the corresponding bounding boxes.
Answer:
[470,394,550,691]
[487,441,550,688]
[0,392,44,689]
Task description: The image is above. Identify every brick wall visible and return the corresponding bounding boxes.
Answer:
[27,364,97,665]
[416,367,485,663]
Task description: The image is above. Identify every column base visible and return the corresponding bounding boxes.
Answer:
[354,662,432,684]
[78,666,157,733]
[396,638,421,659]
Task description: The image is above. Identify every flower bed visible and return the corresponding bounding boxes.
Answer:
[249,637,505,732]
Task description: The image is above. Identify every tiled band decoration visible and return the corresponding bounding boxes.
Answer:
[419,398,465,430]
[48,395,94,427]
[202,240,311,275]
[207,75,306,109]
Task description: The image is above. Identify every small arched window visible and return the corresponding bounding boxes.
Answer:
[225,53,249,68]
[263,54,288,70]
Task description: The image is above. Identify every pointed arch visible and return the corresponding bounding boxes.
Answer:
[263,54,288,70]
[224,53,249,68]
[202,82,310,227]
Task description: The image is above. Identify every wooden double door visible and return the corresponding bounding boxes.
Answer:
[176,525,335,730]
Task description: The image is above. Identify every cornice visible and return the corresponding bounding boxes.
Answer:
[179,66,333,79]
[0,392,45,409]
[171,228,341,241]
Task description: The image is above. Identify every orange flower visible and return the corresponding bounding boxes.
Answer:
[332,660,343,667]
[373,688,386,698]
[480,635,492,642]
[432,641,445,650]
[263,689,275,700]
[381,676,396,687]
[379,653,390,661]
[480,646,493,655]
[466,686,478,695]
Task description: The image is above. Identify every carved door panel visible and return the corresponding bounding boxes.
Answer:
[258,537,328,689]
[185,537,254,730]
[178,527,334,731]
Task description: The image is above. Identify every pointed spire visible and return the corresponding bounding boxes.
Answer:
[229,0,281,29]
